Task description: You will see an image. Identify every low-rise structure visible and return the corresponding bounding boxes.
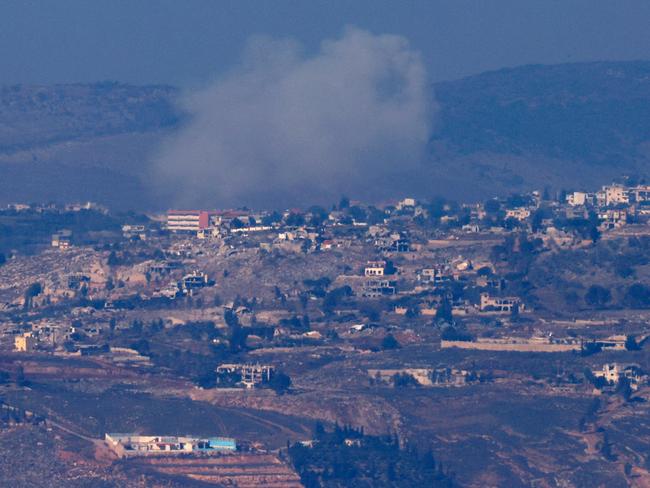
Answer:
[364,261,386,277]
[216,363,274,389]
[593,363,647,390]
[14,332,36,352]
[479,293,523,313]
[105,434,236,458]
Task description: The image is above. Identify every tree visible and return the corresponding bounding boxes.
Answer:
[286,213,305,227]
[616,377,633,401]
[230,217,245,229]
[435,297,453,323]
[24,282,42,310]
[625,335,640,351]
[269,371,292,395]
[381,334,400,350]
[589,225,601,243]
[624,283,650,308]
[584,285,611,308]
[531,210,545,233]
[441,326,472,342]
[107,251,119,266]
[484,199,501,214]
[15,365,28,387]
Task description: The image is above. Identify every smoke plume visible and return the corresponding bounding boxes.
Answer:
[154,27,433,208]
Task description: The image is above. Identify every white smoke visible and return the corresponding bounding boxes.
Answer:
[154,27,433,207]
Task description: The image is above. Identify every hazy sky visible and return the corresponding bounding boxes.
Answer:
[1,0,649,86]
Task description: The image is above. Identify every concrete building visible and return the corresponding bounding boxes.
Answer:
[166,210,210,232]
[105,434,236,458]
[51,230,72,250]
[593,363,647,390]
[598,209,628,229]
[364,261,386,277]
[599,185,630,206]
[216,363,274,388]
[181,271,210,291]
[505,208,531,221]
[630,185,650,203]
[566,191,591,206]
[362,279,397,298]
[479,293,523,313]
[14,332,35,352]
[418,267,450,285]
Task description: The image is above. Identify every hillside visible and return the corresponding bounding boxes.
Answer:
[434,61,650,163]
[1,61,650,208]
[0,83,178,151]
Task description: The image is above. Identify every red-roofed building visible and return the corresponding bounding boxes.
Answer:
[167,210,210,232]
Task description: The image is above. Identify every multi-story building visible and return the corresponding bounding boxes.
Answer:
[566,192,593,206]
[216,363,274,389]
[166,210,210,232]
[362,279,397,298]
[599,185,630,206]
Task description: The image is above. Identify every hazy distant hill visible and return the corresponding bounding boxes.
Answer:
[0,82,178,151]
[1,61,649,208]
[0,83,179,208]
[433,61,650,164]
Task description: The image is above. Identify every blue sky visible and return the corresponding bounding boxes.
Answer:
[1,0,649,85]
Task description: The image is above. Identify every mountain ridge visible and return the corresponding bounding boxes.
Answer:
[1,60,650,208]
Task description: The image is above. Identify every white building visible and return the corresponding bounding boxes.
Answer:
[479,293,523,313]
[600,185,630,206]
[566,192,591,206]
[505,208,531,221]
[364,261,386,277]
[14,332,35,352]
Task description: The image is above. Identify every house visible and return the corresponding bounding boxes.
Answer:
[216,363,274,389]
[630,185,650,203]
[598,184,630,206]
[566,191,596,206]
[362,279,396,298]
[51,230,72,250]
[396,198,416,210]
[67,274,91,290]
[598,209,628,230]
[122,224,146,239]
[418,267,449,285]
[14,332,35,352]
[505,208,531,221]
[364,261,386,277]
[105,434,236,458]
[593,363,647,390]
[181,271,210,292]
[479,293,523,313]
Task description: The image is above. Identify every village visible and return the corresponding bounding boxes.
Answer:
[1,179,650,486]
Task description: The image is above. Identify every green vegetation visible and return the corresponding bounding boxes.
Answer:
[288,424,453,488]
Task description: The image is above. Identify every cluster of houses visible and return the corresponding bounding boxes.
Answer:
[4,182,650,399]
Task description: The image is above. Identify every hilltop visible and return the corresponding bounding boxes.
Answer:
[1,61,650,208]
